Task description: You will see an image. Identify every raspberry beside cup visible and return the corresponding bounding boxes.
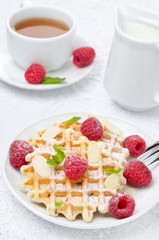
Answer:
[73,47,96,67]
[24,47,96,84]
[25,64,46,84]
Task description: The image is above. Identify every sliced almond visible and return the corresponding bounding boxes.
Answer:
[123,148,129,158]
[32,155,52,178]
[103,120,123,136]
[104,174,120,189]
[70,198,82,207]
[28,134,39,145]
[87,141,100,163]
[25,152,36,162]
[42,127,61,140]
[120,187,136,196]
[36,128,46,136]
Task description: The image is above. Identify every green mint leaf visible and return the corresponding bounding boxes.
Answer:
[47,158,55,165]
[53,145,65,164]
[53,145,64,151]
[103,168,122,174]
[62,117,81,124]
[47,156,60,165]
[41,77,66,84]
[55,201,64,207]
[47,145,65,166]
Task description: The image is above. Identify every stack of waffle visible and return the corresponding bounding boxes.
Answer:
[19,118,129,222]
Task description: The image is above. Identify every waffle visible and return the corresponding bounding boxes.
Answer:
[19,118,129,222]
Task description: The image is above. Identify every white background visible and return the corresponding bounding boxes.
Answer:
[1,0,159,239]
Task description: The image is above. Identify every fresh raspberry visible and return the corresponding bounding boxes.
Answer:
[64,153,88,181]
[109,192,135,219]
[25,64,46,84]
[123,135,146,156]
[80,117,103,140]
[73,47,95,67]
[123,160,152,187]
[9,140,34,168]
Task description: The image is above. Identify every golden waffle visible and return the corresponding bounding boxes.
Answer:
[19,118,129,222]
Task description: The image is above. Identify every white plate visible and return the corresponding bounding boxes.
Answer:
[3,113,159,229]
[0,36,94,90]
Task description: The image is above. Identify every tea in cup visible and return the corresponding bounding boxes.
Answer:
[6,5,76,71]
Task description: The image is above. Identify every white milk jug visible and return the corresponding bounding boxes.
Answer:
[104,5,159,111]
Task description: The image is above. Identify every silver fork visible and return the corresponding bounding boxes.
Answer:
[137,141,159,167]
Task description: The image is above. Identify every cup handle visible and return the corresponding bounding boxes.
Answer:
[20,0,32,8]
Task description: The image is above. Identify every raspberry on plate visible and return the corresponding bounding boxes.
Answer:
[73,47,95,67]
[123,160,152,187]
[25,63,46,84]
[9,140,34,168]
[64,153,88,181]
[80,117,103,140]
[123,135,146,156]
[109,192,135,219]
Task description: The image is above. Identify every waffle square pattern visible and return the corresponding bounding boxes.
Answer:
[19,117,129,222]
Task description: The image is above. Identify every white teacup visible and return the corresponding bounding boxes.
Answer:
[6,4,76,71]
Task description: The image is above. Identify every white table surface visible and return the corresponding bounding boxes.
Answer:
[1,0,159,239]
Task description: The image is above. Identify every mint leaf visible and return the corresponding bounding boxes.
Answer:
[103,168,122,174]
[55,201,63,207]
[47,156,59,165]
[41,77,65,84]
[47,145,65,165]
[53,145,64,151]
[62,117,81,124]
[53,145,65,164]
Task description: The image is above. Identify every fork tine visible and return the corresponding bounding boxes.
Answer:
[148,157,159,166]
[142,150,159,166]
[144,141,159,152]
[137,142,159,162]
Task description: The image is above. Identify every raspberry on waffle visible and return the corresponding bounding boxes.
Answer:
[19,117,129,222]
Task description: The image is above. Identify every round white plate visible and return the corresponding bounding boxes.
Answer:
[0,36,94,90]
[3,113,159,229]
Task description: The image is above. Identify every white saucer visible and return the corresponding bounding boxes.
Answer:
[3,113,159,229]
[0,36,95,90]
